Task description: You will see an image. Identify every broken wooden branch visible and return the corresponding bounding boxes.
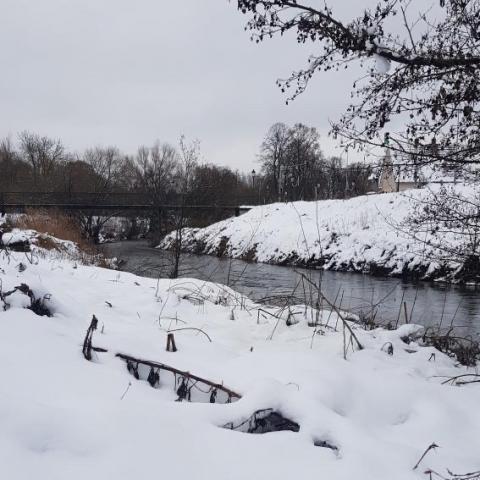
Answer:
[82,315,99,361]
[116,352,241,401]
[413,442,439,470]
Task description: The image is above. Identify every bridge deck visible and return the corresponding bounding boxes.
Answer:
[0,192,258,213]
[1,203,250,211]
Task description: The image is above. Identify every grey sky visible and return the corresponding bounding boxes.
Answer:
[1,0,366,171]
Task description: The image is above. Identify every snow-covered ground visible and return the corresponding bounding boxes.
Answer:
[1,229,480,479]
[160,184,478,281]
[0,226,116,268]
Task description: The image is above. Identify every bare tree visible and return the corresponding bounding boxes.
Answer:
[188,164,248,221]
[136,142,179,203]
[259,123,324,201]
[78,146,124,242]
[259,123,375,201]
[0,137,28,192]
[260,123,290,199]
[283,123,323,201]
[169,136,200,278]
[134,142,180,241]
[18,131,64,189]
[83,146,123,194]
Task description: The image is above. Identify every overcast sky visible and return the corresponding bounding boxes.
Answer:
[1,0,368,171]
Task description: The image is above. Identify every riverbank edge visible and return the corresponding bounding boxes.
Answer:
[159,233,480,285]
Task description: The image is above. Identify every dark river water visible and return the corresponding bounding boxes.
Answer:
[104,240,480,336]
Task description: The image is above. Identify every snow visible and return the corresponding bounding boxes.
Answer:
[374,53,391,74]
[2,229,31,245]
[1,232,480,479]
[160,183,478,280]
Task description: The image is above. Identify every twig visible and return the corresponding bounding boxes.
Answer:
[298,273,363,350]
[413,442,439,470]
[120,381,132,400]
[167,327,212,342]
[395,289,406,328]
[439,374,480,386]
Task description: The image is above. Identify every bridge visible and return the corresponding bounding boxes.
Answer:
[0,191,257,216]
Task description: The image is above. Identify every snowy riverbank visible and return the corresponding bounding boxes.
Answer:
[1,229,480,479]
[160,184,479,282]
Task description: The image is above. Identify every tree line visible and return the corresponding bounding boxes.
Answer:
[0,128,373,207]
[0,132,255,207]
[258,123,373,201]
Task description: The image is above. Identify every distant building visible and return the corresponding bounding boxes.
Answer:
[377,150,397,192]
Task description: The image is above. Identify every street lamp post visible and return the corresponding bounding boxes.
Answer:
[251,169,256,203]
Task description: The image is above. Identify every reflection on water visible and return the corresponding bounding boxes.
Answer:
[104,241,480,336]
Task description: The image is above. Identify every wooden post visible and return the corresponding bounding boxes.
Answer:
[166,333,177,352]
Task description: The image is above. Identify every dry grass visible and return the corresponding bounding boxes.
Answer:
[12,208,95,254]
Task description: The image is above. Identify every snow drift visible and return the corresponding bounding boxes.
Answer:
[1,229,480,479]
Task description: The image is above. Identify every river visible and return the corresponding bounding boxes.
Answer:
[104,240,480,335]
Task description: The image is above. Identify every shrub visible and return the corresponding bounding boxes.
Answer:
[12,208,95,254]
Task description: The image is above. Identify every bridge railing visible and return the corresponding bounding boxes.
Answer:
[0,191,153,207]
[0,191,269,208]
